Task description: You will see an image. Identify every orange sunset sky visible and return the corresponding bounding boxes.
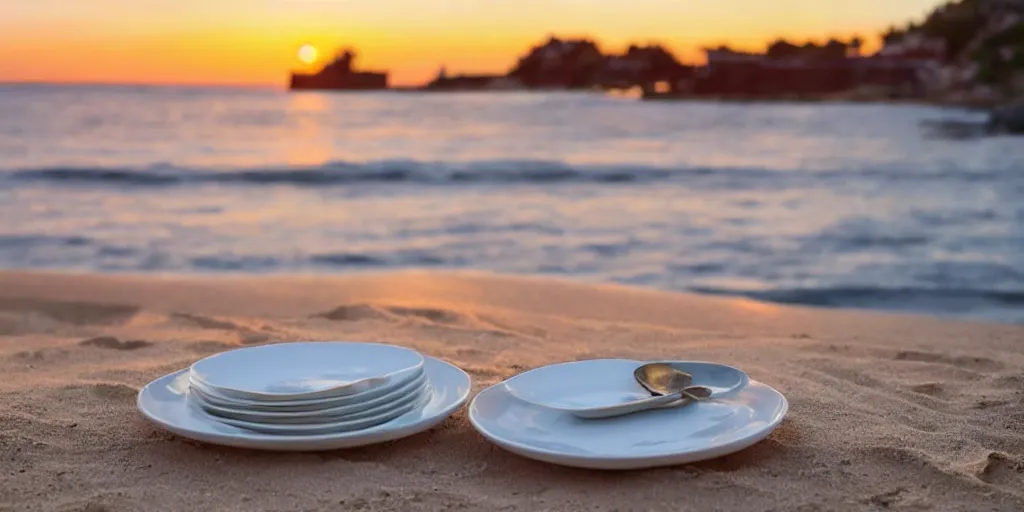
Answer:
[1,0,941,87]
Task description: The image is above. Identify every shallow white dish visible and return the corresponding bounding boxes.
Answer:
[189,342,424,401]
[138,356,471,451]
[190,371,428,424]
[471,377,787,470]
[205,384,431,435]
[503,359,749,417]
[188,365,425,412]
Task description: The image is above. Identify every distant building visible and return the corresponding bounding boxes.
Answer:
[879,32,946,59]
[594,45,694,91]
[688,45,937,98]
[422,66,519,91]
[289,50,388,91]
[504,36,692,91]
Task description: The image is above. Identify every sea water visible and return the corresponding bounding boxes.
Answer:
[1,84,1021,322]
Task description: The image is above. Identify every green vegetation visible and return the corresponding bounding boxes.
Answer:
[973,22,1024,85]
[919,0,989,59]
[886,0,1024,90]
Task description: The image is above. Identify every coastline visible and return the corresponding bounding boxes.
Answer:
[1,81,1003,111]
[639,90,1010,110]
[1,270,1022,510]
[291,85,1006,111]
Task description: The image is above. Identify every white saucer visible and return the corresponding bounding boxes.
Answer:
[138,356,470,451]
[189,342,424,401]
[190,371,429,424]
[503,359,749,417]
[470,378,787,470]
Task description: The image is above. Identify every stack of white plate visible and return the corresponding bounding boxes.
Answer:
[137,342,471,451]
[187,343,430,435]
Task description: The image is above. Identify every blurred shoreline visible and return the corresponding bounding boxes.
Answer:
[0,82,1005,112]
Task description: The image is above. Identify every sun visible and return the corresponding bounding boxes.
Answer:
[297,44,319,65]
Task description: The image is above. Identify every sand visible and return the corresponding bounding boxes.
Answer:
[0,270,1022,511]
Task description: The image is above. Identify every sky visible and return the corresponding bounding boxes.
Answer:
[0,0,942,87]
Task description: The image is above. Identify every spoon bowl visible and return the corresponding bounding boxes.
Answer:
[634,361,749,399]
[634,363,693,396]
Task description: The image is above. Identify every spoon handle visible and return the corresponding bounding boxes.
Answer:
[649,392,703,412]
[680,389,703,401]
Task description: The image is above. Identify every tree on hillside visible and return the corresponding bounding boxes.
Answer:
[766,39,802,59]
[850,36,864,56]
[823,38,849,59]
[507,37,605,88]
[919,0,988,59]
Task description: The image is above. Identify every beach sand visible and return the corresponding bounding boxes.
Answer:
[0,270,1022,511]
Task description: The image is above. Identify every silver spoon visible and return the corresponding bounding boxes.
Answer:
[569,380,711,419]
[634,362,713,402]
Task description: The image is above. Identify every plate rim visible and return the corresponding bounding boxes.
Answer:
[206,385,432,434]
[190,369,428,417]
[470,377,788,469]
[189,341,426,399]
[191,377,431,425]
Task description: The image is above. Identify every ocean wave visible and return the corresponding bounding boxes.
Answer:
[4,160,1014,188]
[8,161,673,187]
[0,234,93,248]
[690,286,1024,311]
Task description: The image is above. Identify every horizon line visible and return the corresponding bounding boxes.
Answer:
[0,80,283,90]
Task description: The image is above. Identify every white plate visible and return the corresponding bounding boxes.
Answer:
[190,371,428,424]
[189,342,424,401]
[188,366,425,412]
[138,356,471,451]
[470,378,787,470]
[205,384,431,435]
[503,359,749,415]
